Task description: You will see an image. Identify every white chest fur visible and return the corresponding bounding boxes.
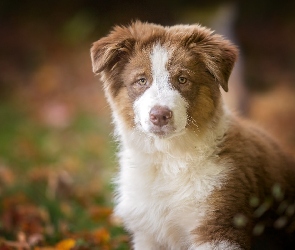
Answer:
[114,131,229,249]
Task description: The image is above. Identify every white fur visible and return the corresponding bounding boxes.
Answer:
[134,44,188,137]
[111,44,235,249]
[114,127,231,249]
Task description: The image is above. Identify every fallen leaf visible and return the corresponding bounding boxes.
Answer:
[92,228,110,244]
[56,238,76,250]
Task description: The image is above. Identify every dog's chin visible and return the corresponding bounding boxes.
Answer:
[144,125,185,139]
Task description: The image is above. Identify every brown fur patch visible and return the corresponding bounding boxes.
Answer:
[192,118,295,249]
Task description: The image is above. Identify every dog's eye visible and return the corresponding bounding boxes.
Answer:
[137,78,147,86]
[178,76,187,84]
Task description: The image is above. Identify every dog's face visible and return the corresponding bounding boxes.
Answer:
[91,22,237,138]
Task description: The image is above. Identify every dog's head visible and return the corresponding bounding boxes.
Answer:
[91,21,237,139]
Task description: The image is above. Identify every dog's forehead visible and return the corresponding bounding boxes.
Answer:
[128,41,196,83]
[150,43,170,81]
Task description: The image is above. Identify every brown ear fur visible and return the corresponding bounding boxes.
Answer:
[199,33,238,92]
[91,21,168,74]
[177,26,238,92]
[195,33,238,92]
[90,26,136,74]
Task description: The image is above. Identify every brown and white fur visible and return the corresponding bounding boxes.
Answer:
[90,21,295,249]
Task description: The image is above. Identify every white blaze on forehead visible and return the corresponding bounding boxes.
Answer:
[133,43,188,137]
[150,43,170,90]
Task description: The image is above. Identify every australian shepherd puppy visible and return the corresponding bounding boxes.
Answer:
[90,21,295,249]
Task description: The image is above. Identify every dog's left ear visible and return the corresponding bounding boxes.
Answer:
[187,29,238,92]
[204,35,238,92]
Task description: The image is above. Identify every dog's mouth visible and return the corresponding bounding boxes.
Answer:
[149,124,176,137]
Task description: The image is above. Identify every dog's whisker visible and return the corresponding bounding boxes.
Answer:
[187,116,200,134]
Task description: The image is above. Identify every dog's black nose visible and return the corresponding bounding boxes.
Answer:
[149,106,173,127]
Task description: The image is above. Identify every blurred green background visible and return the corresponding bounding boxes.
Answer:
[0,0,295,249]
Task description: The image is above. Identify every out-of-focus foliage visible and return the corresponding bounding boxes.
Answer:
[0,102,129,249]
[0,0,133,247]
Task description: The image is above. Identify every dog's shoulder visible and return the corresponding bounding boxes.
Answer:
[218,116,290,167]
[216,114,295,198]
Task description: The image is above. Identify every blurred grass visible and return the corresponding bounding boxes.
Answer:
[0,101,112,176]
[0,6,130,244]
[0,101,129,249]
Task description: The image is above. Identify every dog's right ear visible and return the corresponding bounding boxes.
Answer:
[90,26,136,74]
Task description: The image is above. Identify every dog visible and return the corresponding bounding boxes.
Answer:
[90,21,295,249]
